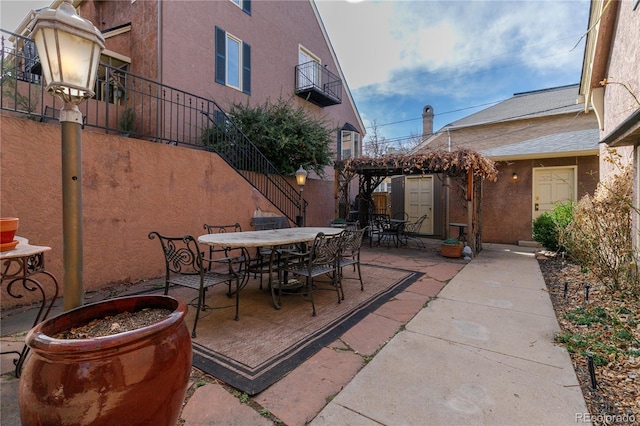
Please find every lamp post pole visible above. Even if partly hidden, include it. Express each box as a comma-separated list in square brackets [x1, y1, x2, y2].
[61, 104, 84, 310]
[298, 188, 305, 227]
[31, 0, 105, 311]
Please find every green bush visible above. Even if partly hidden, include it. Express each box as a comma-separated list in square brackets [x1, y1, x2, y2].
[203, 97, 334, 177]
[532, 202, 574, 252]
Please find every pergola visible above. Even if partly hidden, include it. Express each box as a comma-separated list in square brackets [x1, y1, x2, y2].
[334, 148, 498, 254]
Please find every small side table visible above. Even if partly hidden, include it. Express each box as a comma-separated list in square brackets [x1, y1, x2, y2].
[449, 223, 468, 243]
[1, 236, 59, 377]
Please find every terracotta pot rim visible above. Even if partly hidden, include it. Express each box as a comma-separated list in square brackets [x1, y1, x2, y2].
[26, 295, 187, 355]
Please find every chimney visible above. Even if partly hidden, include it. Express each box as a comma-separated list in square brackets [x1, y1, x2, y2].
[422, 105, 434, 139]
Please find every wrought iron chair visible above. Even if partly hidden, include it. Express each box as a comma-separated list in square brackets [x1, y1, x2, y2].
[338, 226, 369, 297]
[369, 214, 390, 247]
[202, 223, 242, 267]
[281, 231, 345, 316]
[247, 219, 285, 290]
[148, 231, 249, 338]
[370, 214, 402, 247]
[401, 214, 428, 248]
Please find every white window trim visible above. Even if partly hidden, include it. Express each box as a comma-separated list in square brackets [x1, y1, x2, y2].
[226, 33, 242, 90]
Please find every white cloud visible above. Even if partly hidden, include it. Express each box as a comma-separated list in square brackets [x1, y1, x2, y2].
[317, 0, 588, 96]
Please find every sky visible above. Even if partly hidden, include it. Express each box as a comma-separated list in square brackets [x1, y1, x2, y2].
[314, 0, 590, 151]
[1, 0, 591, 151]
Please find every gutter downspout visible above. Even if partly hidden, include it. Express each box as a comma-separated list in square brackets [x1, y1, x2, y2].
[445, 128, 451, 239]
[157, 0, 162, 138]
[157, 0, 162, 83]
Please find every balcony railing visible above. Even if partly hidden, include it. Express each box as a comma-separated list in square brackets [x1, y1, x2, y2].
[1, 29, 305, 224]
[295, 61, 342, 107]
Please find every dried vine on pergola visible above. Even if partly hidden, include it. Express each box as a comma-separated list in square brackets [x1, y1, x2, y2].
[342, 148, 498, 181]
[335, 148, 498, 253]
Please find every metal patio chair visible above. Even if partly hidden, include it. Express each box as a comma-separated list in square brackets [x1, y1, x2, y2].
[202, 223, 242, 265]
[148, 231, 249, 338]
[281, 231, 345, 316]
[247, 218, 288, 290]
[338, 226, 369, 297]
[401, 214, 428, 248]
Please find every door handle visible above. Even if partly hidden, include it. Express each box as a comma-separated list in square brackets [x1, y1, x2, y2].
[535, 203, 539, 211]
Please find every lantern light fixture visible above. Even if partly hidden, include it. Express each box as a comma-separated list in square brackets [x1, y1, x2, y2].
[295, 166, 308, 227]
[30, 0, 105, 105]
[295, 166, 308, 188]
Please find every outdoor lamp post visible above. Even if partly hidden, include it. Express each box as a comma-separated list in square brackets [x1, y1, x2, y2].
[31, 0, 105, 311]
[295, 166, 307, 227]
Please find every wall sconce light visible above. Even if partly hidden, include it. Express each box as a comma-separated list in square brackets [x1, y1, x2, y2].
[512, 173, 518, 181]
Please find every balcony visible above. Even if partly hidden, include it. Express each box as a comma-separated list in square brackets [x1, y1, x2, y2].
[295, 61, 342, 107]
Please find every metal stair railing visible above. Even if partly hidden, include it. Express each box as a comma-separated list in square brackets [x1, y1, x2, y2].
[0, 29, 304, 224]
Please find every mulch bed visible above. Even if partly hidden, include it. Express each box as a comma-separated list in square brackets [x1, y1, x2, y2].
[538, 253, 639, 425]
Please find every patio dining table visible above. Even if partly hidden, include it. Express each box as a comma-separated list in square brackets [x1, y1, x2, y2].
[198, 227, 343, 309]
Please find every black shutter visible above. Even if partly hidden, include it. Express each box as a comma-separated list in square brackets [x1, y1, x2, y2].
[242, 42, 251, 95]
[243, 0, 251, 15]
[337, 129, 342, 161]
[215, 27, 226, 85]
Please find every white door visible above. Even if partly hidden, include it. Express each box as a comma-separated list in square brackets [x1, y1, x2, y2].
[404, 176, 433, 234]
[298, 48, 319, 89]
[533, 167, 576, 219]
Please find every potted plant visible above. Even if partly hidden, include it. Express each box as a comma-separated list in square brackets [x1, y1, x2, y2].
[118, 107, 136, 136]
[19, 295, 191, 426]
[441, 237, 463, 258]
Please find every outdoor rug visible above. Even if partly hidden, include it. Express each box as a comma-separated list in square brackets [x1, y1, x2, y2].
[172, 264, 422, 395]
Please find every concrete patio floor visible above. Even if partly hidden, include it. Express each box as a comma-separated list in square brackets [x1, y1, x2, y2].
[1, 239, 589, 425]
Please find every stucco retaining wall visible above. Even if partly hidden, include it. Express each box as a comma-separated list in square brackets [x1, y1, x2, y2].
[1, 115, 334, 308]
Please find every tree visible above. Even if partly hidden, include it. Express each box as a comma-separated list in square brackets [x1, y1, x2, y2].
[362, 119, 386, 157]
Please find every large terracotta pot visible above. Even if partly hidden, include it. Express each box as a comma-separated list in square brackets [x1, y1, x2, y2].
[19, 295, 192, 426]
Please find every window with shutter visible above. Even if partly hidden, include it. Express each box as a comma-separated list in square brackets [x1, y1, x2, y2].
[215, 26, 251, 94]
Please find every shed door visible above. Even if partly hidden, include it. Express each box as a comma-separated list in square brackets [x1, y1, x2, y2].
[404, 176, 433, 234]
[533, 166, 576, 219]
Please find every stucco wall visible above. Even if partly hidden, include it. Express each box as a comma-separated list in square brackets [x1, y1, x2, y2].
[601, 1, 640, 248]
[602, 2, 640, 135]
[1, 115, 334, 308]
[158, 0, 364, 181]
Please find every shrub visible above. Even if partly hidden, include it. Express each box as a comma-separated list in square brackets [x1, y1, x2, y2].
[559, 161, 636, 295]
[204, 97, 334, 177]
[532, 202, 574, 252]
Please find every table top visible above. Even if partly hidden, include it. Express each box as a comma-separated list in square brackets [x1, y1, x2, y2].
[198, 227, 343, 248]
[449, 222, 468, 227]
[0, 236, 51, 260]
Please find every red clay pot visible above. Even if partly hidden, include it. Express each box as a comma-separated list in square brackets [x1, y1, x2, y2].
[0, 217, 19, 244]
[19, 295, 192, 426]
